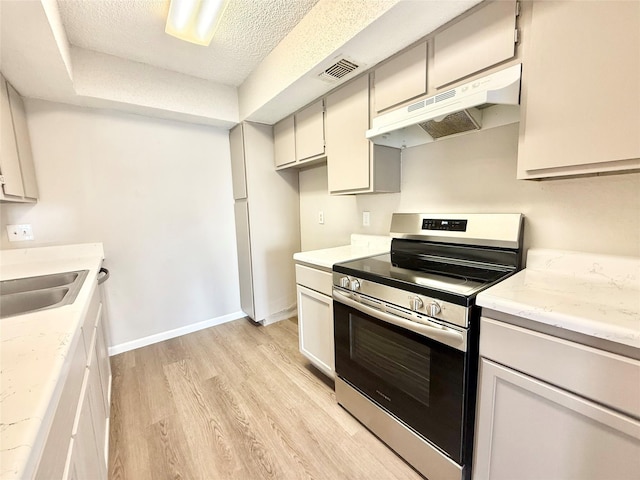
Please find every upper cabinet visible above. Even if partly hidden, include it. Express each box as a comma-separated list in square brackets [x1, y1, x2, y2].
[432, 0, 518, 89]
[0, 74, 38, 202]
[229, 123, 247, 199]
[326, 75, 400, 195]
[274, 100, 326, 169]
[373, 42, 428, 114]
[274, 115, 295, 168]
[517, 1, 640, 179]
[295, 100, 325, 162]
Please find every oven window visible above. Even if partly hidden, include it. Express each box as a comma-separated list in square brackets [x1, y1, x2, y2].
[351, 315, 431, 407]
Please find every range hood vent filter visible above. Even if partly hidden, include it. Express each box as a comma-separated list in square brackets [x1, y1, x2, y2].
[420, 109, 481, 139]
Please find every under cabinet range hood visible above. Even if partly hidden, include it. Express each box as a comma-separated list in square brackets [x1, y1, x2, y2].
[367, 64, 522, 148]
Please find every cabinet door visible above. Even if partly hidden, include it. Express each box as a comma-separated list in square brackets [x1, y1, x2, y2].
[517, 1, 640, 178]
[297, 284, 334, 378]
[433, 0, 517, 88]
[95, 305, 112, 417]
[374, 42, 427, 113]
[0, 75, 24, 197]
[7, 82, 38, 198]
[326, 75, 370, 193]
[295, 100, 325, 161]
[233, 199, 255, 320]
[229, 124, 247, 200]
[274, 115, 296, 167]
[70, 369, 107, 480]
[88, 334, 107, 469]
[474, 358, 640, 480]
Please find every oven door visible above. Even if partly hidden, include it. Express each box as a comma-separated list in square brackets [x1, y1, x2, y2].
[333, 289, 467, 464]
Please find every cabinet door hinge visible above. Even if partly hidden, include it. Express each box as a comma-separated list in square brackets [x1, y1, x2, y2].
[515, 1, 521, 17]
[0, 175, 5, 185]
[514, 28, 520, 44]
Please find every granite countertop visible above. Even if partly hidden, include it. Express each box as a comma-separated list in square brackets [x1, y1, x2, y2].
[0, 244, 105, 480]
[293, 234, 392, 270]
[477, 249, 640, 350]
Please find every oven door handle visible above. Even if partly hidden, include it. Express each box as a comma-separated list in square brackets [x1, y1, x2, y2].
[333, 290, 466, 350]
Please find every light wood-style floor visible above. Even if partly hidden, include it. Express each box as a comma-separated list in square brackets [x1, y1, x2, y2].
[108, 317, 424, 480]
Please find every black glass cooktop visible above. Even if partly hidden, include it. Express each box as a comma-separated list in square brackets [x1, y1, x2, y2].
[333, 253, 514, 306]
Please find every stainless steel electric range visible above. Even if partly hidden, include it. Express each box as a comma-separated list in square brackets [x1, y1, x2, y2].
[332, 213, 524, 480]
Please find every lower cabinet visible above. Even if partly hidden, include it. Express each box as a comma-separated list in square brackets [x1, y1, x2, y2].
[296, 264, 334, 378]
[35, 279, 111, 480]
[474, 359, 640, 480]
[474, 317, 640, 480]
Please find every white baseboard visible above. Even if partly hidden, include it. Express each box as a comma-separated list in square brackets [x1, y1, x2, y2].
[108, 310, 246, 356]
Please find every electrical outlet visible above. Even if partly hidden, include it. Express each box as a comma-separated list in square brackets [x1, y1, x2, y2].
[363, 211, 371, 227]
[6, 224, 34, 242]
[318, 211, 325, 224]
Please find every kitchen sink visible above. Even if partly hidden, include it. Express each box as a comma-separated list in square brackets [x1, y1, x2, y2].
[0, 271, 82, 295]
[0, 270, 89, 319]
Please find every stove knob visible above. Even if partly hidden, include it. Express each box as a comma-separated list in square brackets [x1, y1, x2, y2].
[340, 277, 351, 289]
[427, 302, 442, 317]
[350, 279, 361, 291]
[410, 296, 423, 311]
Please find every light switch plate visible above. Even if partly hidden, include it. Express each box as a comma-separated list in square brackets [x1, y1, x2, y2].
[6, 224, 34, 242]
[363, 211, 371, 227]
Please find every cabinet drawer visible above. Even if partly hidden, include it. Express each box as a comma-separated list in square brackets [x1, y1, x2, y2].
[295, 264, 332, 296]
[480, 317, 640, 418]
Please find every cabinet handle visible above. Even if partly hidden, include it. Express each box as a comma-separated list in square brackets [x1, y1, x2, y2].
[98, 267, 110, 285]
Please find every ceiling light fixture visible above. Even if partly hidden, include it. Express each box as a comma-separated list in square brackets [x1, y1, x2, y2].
[165, 0, 230, 46]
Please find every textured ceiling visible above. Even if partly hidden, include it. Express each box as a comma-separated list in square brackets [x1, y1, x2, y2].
[2, 0, 482, 127]
[57, 0, 320, 86]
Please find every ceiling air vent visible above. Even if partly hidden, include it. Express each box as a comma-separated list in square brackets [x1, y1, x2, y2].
[318, 58, 360, 82]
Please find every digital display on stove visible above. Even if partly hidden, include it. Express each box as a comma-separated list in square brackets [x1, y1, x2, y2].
[422, 219, 467, 231]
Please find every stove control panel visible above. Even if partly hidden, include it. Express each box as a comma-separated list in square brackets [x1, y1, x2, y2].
[333, 272, 469, 329]
[422, 218, 467, 231]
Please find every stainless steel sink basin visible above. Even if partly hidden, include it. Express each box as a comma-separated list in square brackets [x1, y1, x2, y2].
[0, 270, 89, 319]
[0, 271, 81, 295]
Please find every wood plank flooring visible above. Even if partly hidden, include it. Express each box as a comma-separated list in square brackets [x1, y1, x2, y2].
[108, 317, 424, 480]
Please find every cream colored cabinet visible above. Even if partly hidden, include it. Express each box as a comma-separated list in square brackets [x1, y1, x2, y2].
[63, 363, 107, 480]
[432, 0, 518, 89]
[474, 317, 640, 480]
[274, 115, 296, 168]
[230, 122, 300, 324]
[326, 75, 400, 194]
[374, 42, 427, 113]
[295, 100, 325, 162]
[295, 264, 334, 378]
[517, 1, 640, 179]
[274, 100, 326, 169]
[0, 74, 38, 202]
[229, 123, 247, 200]
[35, 279, 111, 480]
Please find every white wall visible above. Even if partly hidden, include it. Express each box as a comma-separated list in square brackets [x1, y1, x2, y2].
[0, 100, 242, 350]
[299, 123, 640, 257]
